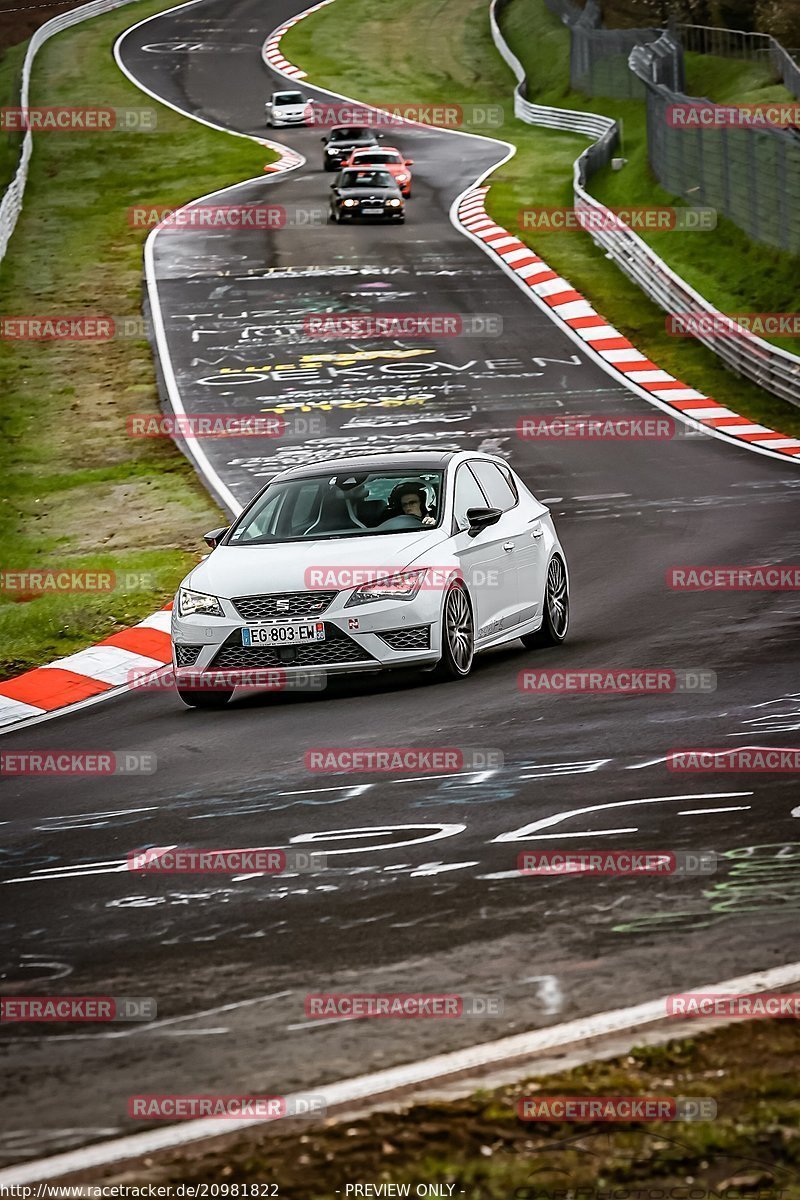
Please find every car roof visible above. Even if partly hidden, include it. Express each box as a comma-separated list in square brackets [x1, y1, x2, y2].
[270, 452, 459, 483]
[351, 145, 402, 154]
[330, 126, 376, 136]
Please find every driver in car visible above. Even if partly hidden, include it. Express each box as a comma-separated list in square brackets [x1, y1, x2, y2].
[389, 482, 436, 526]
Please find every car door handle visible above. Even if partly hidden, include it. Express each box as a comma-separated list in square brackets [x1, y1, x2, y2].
[503, 541, 515, 552]
[531, 524, 544, 538]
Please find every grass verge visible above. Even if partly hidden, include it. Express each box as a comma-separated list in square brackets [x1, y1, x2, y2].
[99, 1020, 800, 1194]
[281, 0, 800, 438]
[0, 0, 275, 679]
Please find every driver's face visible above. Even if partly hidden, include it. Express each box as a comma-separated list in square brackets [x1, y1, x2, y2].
[400, 493, 422, 517]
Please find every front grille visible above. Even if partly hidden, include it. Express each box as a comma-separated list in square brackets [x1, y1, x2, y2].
[175, 644, 202, 667]
[232, 591, 337, 621]
[211, 624, 376, 669]
[379, 626, 431, 651]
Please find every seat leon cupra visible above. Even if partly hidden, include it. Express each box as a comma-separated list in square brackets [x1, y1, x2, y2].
[171, 451, 569, 707]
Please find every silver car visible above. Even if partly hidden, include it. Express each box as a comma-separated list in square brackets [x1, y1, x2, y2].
[265, 90, 310, 127]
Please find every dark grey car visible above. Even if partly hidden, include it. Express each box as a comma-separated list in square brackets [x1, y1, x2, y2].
[329, 168, 406, 224]
[321, 125, 383, 170]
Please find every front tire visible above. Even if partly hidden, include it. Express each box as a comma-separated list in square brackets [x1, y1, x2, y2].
[522, 555, 569, 648]
[177, 688, 233, 709]
[434, 583, 474, 679]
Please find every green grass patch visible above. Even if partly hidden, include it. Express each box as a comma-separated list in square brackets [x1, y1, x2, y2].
[0, 0, 276, 678]
[282, 0, 800, 437]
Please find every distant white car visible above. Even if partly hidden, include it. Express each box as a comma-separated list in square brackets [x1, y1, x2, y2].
[171, 451, 569, 708]
[265, 90, 311, 127]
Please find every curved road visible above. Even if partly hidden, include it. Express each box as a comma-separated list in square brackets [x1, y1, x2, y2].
[1, 0, 799, 1170]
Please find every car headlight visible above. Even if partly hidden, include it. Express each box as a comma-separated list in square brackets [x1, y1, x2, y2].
[178, 588, 224, 618]
[397, 173, 410, 181]
[342, 198, 358, 207]
[326, 146, 339, 153]
[345, 569, 427, 606]
[386, 197, 402, 207]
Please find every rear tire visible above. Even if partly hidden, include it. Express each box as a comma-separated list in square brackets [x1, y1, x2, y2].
[433, 583, 474, 679]
[521, 555, 569, 648]
[177, 688, 233, 709]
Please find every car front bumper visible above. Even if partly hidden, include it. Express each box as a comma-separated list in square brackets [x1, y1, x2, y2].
[171, 589, 445, 684]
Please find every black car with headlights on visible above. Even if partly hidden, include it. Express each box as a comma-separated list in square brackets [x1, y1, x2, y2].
[329, 168, 405, 223]
[321, 125, 382, 170]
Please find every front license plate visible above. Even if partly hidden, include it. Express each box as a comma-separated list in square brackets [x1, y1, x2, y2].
[242, 622, 326, 646]
[362, 207, 383, 215]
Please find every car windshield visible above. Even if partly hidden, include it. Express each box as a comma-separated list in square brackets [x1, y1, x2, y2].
[275, 93, 304, 105]
[227, 470, 444, 544]
[330, 127, 372, 140]
[340, 170, 395, 189]
[353, 151, 402, 164]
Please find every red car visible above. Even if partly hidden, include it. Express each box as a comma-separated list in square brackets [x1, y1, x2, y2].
[342, 146, 415, 196]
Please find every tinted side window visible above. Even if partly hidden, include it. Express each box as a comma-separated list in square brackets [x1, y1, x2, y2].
[469, 461, 517, 512]
[453, 465, 489, 529]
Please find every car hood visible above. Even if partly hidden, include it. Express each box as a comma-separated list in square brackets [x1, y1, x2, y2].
[186, 529, 449, 598]
[329, 140, 379, 150]
[338, 186, 400, 198]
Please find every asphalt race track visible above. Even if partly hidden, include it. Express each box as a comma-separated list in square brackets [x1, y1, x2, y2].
[1, 0, 800, 1169]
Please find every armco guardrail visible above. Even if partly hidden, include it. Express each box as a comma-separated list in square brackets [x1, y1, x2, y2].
[0, 0, 141, 265]
[489, 0, 800, 407]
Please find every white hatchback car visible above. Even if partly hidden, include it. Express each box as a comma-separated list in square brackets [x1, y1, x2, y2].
[171, 451, 569, 708]
[265, 90, 311, 127]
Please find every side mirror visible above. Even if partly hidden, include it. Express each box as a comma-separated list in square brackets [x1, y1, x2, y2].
[321, 135, 328, 142]
[406, 158, 414, 165]
[203, 527, 228, 549]
[465, 507, 502, 538]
